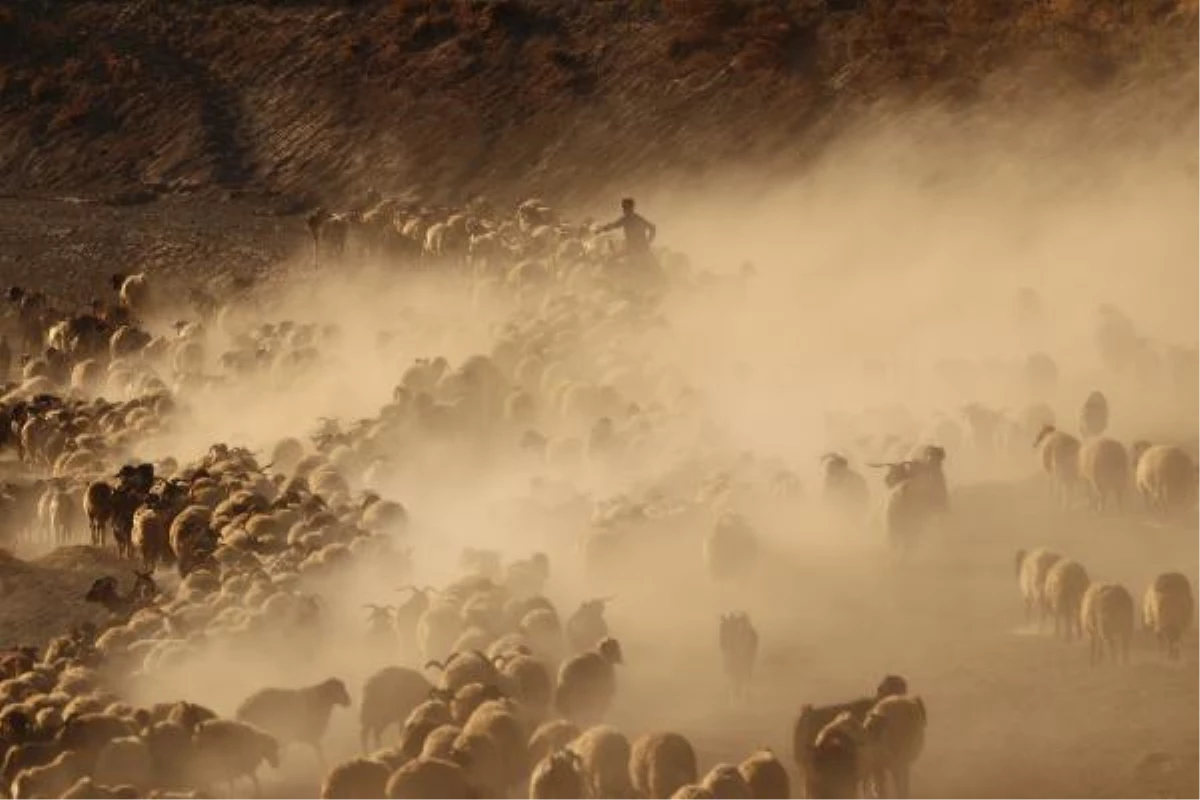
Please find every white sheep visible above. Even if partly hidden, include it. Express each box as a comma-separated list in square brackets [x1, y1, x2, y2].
[383, 756, 473, 798]
[1033, 425, 1081, 508]
[529, 749, 586, 799]
[1042, 559, 1090, 641]
[738, 749, 790, 799]
[700, 763, 751, 798]
[568, 724, 635, 798]
[1142, 572, 1194, 660]
[1134, 445, 1198, 518]
[320, 756, 391, 799]
[862, 695, 928, 799]
[1078, 437, 1129, 513]
[1015, 547, 1063, 631]
[1080, 583, 1135, 665]
[629, 731, 699, 799]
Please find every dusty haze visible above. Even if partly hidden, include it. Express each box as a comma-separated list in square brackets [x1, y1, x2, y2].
[2, 69, 1197, 799]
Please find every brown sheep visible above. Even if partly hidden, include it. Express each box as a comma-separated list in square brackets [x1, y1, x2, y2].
[1042, 559, 1091, 641]
[1142, 572, 1194, 660]
[737, 750, 790, 799]
[554, 637, 622, 727]
[1033, 425, 1082, 509]
[1080, 583, 1135, 665]
[1078, 437, 1129, 513]
[1015, 548, 1063, 631]
[629, 732, 698, 799]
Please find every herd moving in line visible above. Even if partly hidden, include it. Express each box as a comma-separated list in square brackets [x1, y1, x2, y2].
[0, 192, 1196, 799]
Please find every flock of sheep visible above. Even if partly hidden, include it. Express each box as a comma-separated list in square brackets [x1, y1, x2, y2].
[0, 191, 1195, 800]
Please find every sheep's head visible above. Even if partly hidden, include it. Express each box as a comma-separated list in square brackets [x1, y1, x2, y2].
[875, 674, 908, 699]
[820, 453, 848, 474]
[597, 637, 624, 665]
[84, 576, 119, 606]
[1032, 424, 1056, 448]
[131, 570, 158, 602]
[318, 677, 351, 708]
[921, 445, 946, 467]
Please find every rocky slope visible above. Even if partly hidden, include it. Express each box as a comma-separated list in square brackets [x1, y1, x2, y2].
[0, 0, 1195, 207]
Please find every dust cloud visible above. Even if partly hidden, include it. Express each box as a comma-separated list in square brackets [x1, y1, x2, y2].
[57, 81, 1200, 798]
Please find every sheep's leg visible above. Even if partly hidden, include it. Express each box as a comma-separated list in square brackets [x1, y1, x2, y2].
[1053, 612, 1061, 640]
[1089, 635, 1098, 665]
[894, 765, 910, 799]
[311, 741, 327, 772]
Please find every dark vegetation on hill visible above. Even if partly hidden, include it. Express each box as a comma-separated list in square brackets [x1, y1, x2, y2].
[0, 0, 1195, 206]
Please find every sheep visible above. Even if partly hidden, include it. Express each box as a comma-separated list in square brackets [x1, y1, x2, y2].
[449, 728, 507, 797]
[808, 712, 863, 800]
[737, 750, 789, 799]
[1079, 390, 1109, 438]
[417, 602, 465, 663]
[420, 725, 462, 760]
[495, 650, 553, 719]
[703, 512, 760, 581]
[565, 598, 611, 654]
[394, 698, 453, 761]
[529, 719, 581, 767]
[530, 749, 586, 799]
[1080, 583, 1135, 665]
[1033, 425, 1082, 508]
[672, 785, 716, 799]
[700, 764, 751, 798]
[112, 272, 151, 319]
[569, 724, 635, 798]
[1078, 437, 1129, 513]
[1, 740, 61, 791]
[871, 458, 942, 553]
[1143, 573, 1194, 660]
[383, 756, 474, 799]
[791, 675, 908, 796]
[168, 505, 216, 578]
[132, 500, 173, 571]
[862, 695, 927, 798]
[191, 718, 280, 796]
[93, 736, 154, 790]
[629, 732, 698, 799]
[235, 677, 351, 764]
[1042, 559, 1091, 641]
[84, 480, 114, 547]
[1015, 547, 1063, 630]
[360, 666, 434, 752]
[718, 612, 758, 702]
[321, 757, 391, 799]
[461, 699, 527, 791]
[10, 750, 87, 800]
[554, 637, 623, 726]
[819, 453, 869, 522]
[1135, 445, 1198, 518]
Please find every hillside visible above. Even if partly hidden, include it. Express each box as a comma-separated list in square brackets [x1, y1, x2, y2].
[0, 0, 1195, 208]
